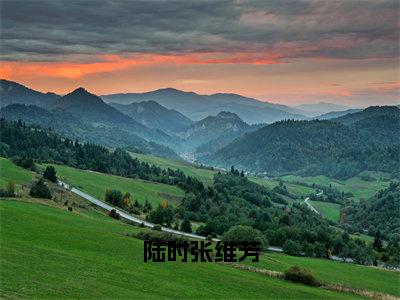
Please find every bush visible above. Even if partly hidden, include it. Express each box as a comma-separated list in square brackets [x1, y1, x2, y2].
[0, 180, 15, 197]
[68, 206, 73, 212]
[221, 225, 267, 249]
[29, 178, 52, 199]
[43, 166, 57, 183]
[283, 266, 320, 287]
[180, 217, 192, 233]
[153, 224, 162, 231]
[283, 239, 302, 256]
[105, 189, 124, 207]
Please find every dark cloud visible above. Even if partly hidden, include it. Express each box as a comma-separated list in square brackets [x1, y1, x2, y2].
[1, 0, 399, 62]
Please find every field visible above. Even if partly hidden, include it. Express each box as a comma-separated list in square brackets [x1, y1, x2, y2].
[0, 200, 362, 299]
[281, 174, 390, 200]
[44, 164, 185, 207]
[251, 177, 317, 198]
[129, 152, 216, 186]
[309, 200, 341, 222]
[0, 157, 34, 188]
[246, 252, 400, 297]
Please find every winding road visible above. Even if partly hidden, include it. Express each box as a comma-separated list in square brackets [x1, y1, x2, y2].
[58, 180, 216, 241]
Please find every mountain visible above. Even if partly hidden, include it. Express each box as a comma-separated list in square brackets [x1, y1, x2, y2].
[110, 100, 193, 134]
[0, 79, 58, 108]
[332, 106, 400, 146]
[313, 109, 362, 120]
[0, 104, 179, 158]
[101, 88, 307, 124]
[332, 106, 400, 125]
[178, 111, 262, 156]
[294, 102, 351, 117]
[52, 87, 182, 151]
[203, 111, 399, 179]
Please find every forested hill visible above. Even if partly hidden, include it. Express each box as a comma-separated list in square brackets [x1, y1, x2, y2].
[0, 104, 178, 158]
[203, 112, 399, 179]
[342, 182, 400, 241]
[332, 106, 400, 125]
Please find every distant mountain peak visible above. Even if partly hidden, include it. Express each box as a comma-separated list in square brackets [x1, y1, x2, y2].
[69, 87, 91, 95]
[217, 111, 241, 120]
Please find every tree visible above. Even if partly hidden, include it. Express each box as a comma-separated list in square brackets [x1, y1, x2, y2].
[105, 189, 123, 207]
[30, 178, 52, 199]
[180, 218, 192, 233]
[314, 242, 326, 258]
[222, 225, 267, 249]
[6, 180, 15, 196]
[43, 166, 57, 183]
[283, 240, 302, 256]
[123, 192, 131, 209]
[302, 242, 315, 257]
[373, 231, 384, 252]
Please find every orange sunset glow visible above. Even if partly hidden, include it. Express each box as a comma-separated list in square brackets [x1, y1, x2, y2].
[1, 0, 399, 106]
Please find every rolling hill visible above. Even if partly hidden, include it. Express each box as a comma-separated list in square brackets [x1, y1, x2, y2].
[203, 111, 399, 179]
[295, 102, 351, 117]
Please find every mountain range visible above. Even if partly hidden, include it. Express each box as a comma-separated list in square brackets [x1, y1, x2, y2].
[101, 88, 307, 124]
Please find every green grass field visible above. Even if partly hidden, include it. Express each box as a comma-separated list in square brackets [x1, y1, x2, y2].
[44, 164, 185, 207]
[129, 152, 216, 186]
[309, 200, 341, 222]
[0, 200, 363, 299]
[246, 252, 399, 297]
[281, 174, 390, 200]
[0, 157, 34, 188]
[251, 177, 317, 198]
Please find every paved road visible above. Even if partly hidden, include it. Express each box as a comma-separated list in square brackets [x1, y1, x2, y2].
[58, 180, 217, 241]
[304, 197, 320, 215]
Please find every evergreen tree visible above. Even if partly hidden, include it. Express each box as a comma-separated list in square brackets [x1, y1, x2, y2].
[43, 166, 57, 183]
[30, 178, 52, 199]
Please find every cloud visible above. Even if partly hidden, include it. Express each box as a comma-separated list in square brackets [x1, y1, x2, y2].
[1, 0, 399, 63]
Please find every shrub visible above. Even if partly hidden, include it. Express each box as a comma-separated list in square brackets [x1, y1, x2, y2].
[105, 189, 124, 207]
[43, 166, 57, 183]
[283, 266, 320, 287]
[68, 206, 73, 212]
[153, 224, 162, 231]
[29, 178, 52, 199]
[222, 225, 267, 249]
[283, 239, 302, 256]
[180, 217, 192, 233]
[0, 180, 16, 197]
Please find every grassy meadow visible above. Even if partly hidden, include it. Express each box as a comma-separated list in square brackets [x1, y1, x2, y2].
[43, 163, 185, 207]
[129, 152, 217, 186]
[0, 200, 363, 299]
[0, 157, 34, 188]
[246, 252, 399, 297]
[309, 200, 341, 222]
[281, 174, 390, 200]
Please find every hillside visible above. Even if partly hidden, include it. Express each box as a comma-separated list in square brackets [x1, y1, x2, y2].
[343, 182, 400, 240]
[179, 111, 261, 155]
[0, 104, 178, 158]
[110, 100, 193, 134]
[332, 106, 400, 125]
[1, 200, 364, 299]
[313, 109, 362, 120]
[102, 88, 307, 124]
[0, 79, 58, 108]
[204, 118, 399, 179]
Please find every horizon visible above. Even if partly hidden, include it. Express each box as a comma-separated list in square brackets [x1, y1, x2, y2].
[1, 1, 399, 106]
[2, 78, 372, 109]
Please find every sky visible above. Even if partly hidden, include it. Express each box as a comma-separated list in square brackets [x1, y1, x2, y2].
[1, 0, 399, 107]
